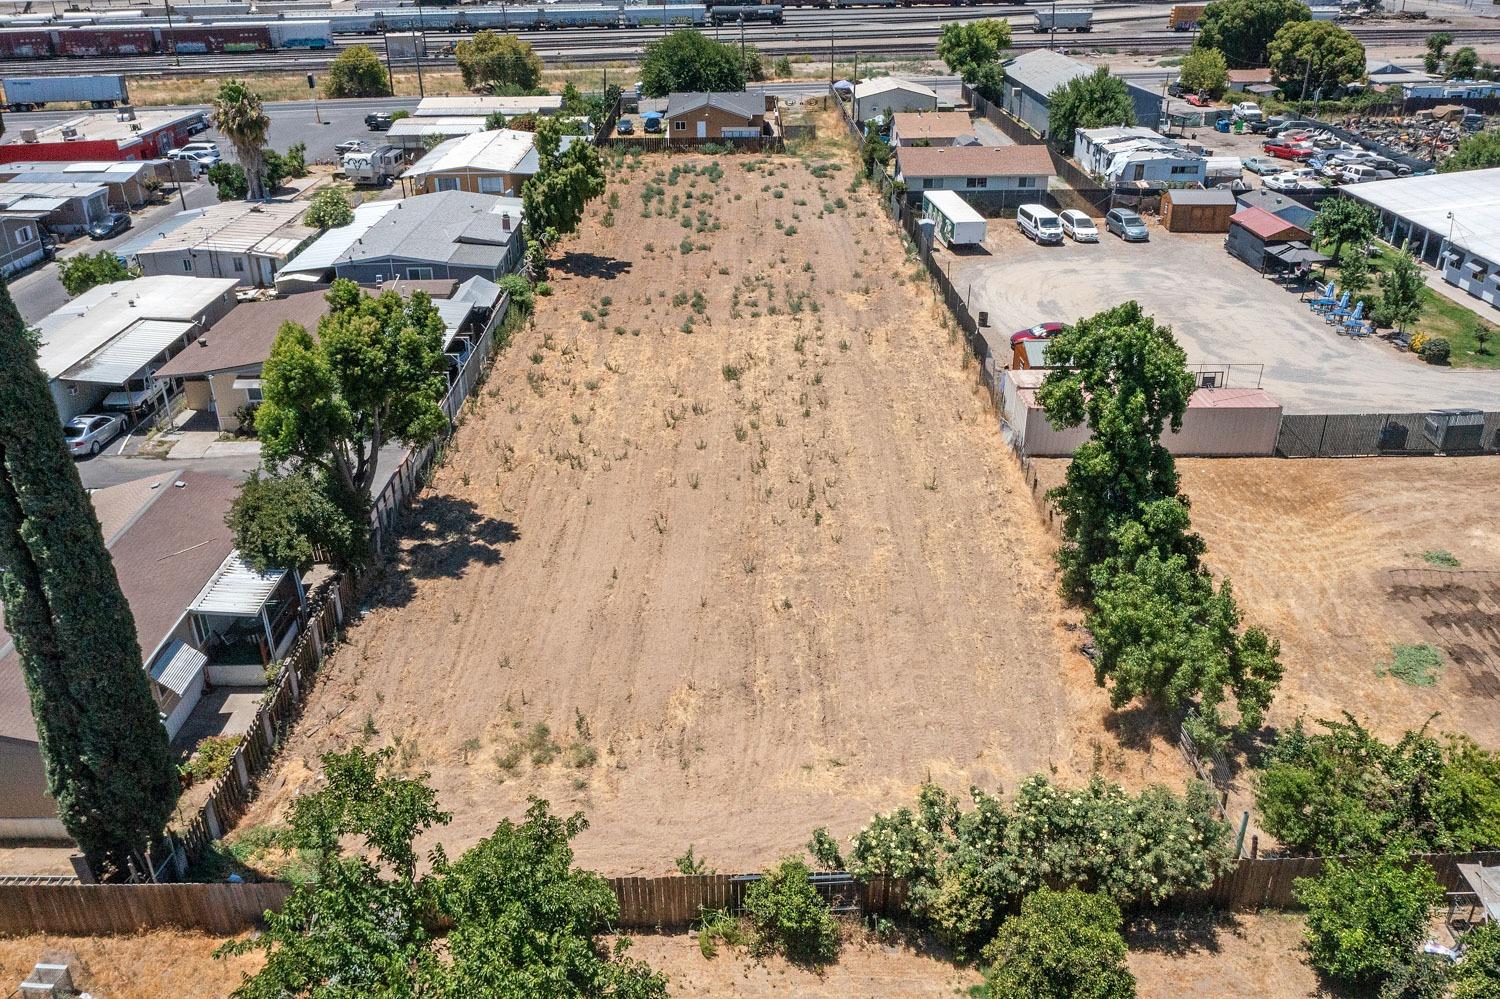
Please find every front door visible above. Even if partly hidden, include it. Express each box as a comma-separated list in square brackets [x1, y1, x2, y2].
[696, 120, 707, 140]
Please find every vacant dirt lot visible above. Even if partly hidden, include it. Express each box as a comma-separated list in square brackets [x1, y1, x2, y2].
[0, 930, 259, 998]
[241, 134, 1187, 873]
[1031, 456, 1500, 748]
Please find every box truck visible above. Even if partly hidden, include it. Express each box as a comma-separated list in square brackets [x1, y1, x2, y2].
[1033, 8, 1093, 33]
[0, 74, 129, 111]
[923, 190, 987, 248]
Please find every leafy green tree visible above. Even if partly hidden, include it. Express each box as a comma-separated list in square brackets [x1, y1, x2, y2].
[1268, 21, 1366, 99]
[1378, 244, 1425, 333]
[521, 115, 607, 273]
[1045, 67, 1135, 149]
[58, 250, 136, 296]
[980, 888, 1136, 999]
[1180, 46, 1230, 98]
[1424, 32, 1453, 76]
[1036, 301, 1198, 598]
[0, 277, 178, 875]
[638, 30, 745, 97]
[742, 45, 767, 83]
[226, 469, 366, 573]
[1296, 853, 1441, 987]
[1445, 46, 1480, 80]
[222, 748, 668, 997]
[455, 31, 543, 92]
[772, 55, 793, 78]
[207, 162, 248, 201]
[1338, 244, 1373, 299]
[303, 188, 353, 230]
[323, 44, 390, 98]
[231, 282, 448, 566]
[211, 79, 271, 201]
[282, 142, 307, 179]
[1381, 952, 1452, 999]
[1450, 922, 1500, 999]
[1197, 0, 1311, 69]
[937, 19, 1011, 83]
[1254, 715, 1500, 857]
[484, 109, 509, 131]
[1440, 130, 1500, 173]
[743, 856, 841, 965]
[1311, 197, 1378, 262]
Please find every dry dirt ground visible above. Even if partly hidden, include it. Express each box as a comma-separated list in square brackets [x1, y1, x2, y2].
[1032, 455, 1500, 750]
[239, 129, 1188, 874]
[0, 930, 260, 998]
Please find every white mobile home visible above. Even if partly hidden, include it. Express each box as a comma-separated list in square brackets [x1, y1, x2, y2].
[923, 190, 987, 247]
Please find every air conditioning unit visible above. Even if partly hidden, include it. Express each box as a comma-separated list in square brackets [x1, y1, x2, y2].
[19, 128, 37, 143]
[60, 126, 79, 140]
[1422, 409, 1485, 452]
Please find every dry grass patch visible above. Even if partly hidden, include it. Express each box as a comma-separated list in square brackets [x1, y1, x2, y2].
[0, 930, 260, 999]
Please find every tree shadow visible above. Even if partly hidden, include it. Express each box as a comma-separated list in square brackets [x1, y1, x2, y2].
[555, 251, 632, 280]
[1125, 907, 1232, 958]
[369, 494, 519, 609]
[1102, 701, 1178, 753]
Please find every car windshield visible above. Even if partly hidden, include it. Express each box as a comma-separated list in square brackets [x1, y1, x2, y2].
[63, 424, 86, 438]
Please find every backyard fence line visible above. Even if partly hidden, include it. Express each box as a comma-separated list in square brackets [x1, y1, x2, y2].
[1275, 411, 1500, 458]
[169, 294, 515, 874]
[6, 853, 1498, 937]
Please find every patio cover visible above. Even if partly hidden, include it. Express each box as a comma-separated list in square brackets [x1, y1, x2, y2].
[189, 553, 285, 617]
[1458, 863, 1500, 922]
[150, 639, 207, 698]
[1266, 242, 1332, 267]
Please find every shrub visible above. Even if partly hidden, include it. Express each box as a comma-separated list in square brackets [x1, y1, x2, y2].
[806, 827, 843, 870]
[696, 908, 749, 958]
[980, 888, 1136, 999]
[304, 188, 353, 229]
[182, 734, 241, 784]
[1450, 922, 1500, 999]
[1295, 853, 1442, 987]
[1419, 336, 1451, 364]
[1379, 952, 1452, 999]
[58, 250, 136, 297]
[323, 44, 391, 98]
[742, 856, 841, 965]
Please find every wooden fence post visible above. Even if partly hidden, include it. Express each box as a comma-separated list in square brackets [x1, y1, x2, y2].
[203, 799, 221, 840]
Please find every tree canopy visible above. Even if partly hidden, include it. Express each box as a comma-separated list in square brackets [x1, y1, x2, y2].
[981, 888, 1137, 999]
[1268, 21, 1366, 98]
[521, 115, 607, 272]
[1440, 130, 1500, 173]
[211, 79, 270, 200]
[323, 45, 390, 98]
[1196, 0, 1311, 69]
[0, 276, 178, 875]
[455, 31, 543, 92]
[1311, 197, 1378, 261]
[58, 250, 136, 296]
[303, 187, 353, 229]
[1377, 244, 1425, 333]
[222, 748, 668, 997]
[1180, 47, 1229, 99]
[936, 20, 1011, 100]
[639, 30, 746, 97]
[1045, 68, 1135, 149]
[1296, 853, 1442, 988]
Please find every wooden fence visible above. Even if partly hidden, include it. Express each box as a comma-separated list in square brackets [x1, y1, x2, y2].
[5, 854, 1497, 936]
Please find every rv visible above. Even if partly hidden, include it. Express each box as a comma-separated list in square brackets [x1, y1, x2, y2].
[342, 145, 404, 185]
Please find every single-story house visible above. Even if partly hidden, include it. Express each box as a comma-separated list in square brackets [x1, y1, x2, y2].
[1000, 367, 1282, 457]
[1073, 126, 1207, 187]
[1226, 68, 1273, 93]
[0, 211, 48, 277]
[0, 108, 208, 164]
[851, 77, 938, 121]
[663, 91, 774, 140]
[0, 469, 303, 841]
[33, 275, 239, 423]
[0, 159, 182, 210]
[1342, 167, 1500, 309]
[402, 128, 538, 197]
[276, 190, 525, 289]
[1235, 189, 1317, 232]
[889, 111, 977, 147]
[1365, 60, 1431, 88]
[0, 181, 111, 235]
[893, 144, 1056, 208]
[1161, 188, 1238, 233]
[1225, 206, 1313, 271]
[387, 116, 488, 152]
[998, 50, 1163, 139]
[413, 95, 564, 118]
[118, 200, 316, 287]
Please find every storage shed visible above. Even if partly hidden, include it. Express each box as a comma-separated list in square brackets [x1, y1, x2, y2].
[1225, 206, 1311, 271]
[1161, 188, 1238, 233]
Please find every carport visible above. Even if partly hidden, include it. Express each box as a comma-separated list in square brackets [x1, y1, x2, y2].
[57, 317, 197, 422]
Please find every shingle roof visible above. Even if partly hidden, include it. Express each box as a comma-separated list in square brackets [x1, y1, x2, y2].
[1001, 50, 1092, 97]
[1165, 188, 1237, 206]
[664, 91, 768, 121]
[337, 190, 522, 269]
[893, 112, 976, 142]
[895, 144, 1056, 179]
[154, 293, 331, 379]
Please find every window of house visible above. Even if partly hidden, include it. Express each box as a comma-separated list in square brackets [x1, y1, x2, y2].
[433, 177, 460, 192]
[182, 258, 193, 272]
[17, 226, 31, 242]
[965, 177, 988, 189]
[406, 266, 435, 280]
[1017, 176, 1035, 188]
[1170, 165, 1196, 175]
[674, 120, 686, 131]
[246, 385, 264, 404]
[922, 177, 937, 189]
[478, 176, 508, 194]
[233, 258, 244, 272]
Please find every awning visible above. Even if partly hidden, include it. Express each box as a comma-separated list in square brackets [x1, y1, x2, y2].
[1458, 864, 1500, 922]
[150, 639, 207, 698]
[231, 377, 262, 391]
[190, 553, 286, 617]
[62, 319, 195, 386]
[1266, 242, 1332, 267]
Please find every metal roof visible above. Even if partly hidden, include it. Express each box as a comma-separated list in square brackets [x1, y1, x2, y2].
[189, 553, 285, 617]
[852, 76, 937, 100]
[403, 129, 538, 178]
[414, 95, 563, 117]
[388, 116, 487, 139]
[32, 108, 203, 145]
[131, 200, 313, 257]
[454, 274, 502, 310]
[62, 318, 195, 385]
[150, 639, 206, 699]
[1001, 49, 1092, 97]
[435, 297, 477, 341]
[115, 207, 208, 260]
[0, 181, 108, 206]
[278, 200, 400, 276]
[923, 190, 984, 224]
[1343, 167, 1500, 265]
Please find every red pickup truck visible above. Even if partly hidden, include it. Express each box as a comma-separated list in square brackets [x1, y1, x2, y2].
[1263, 141, 1313, 161]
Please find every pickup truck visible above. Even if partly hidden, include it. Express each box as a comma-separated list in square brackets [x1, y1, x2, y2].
[1264, 141, 1313, 161]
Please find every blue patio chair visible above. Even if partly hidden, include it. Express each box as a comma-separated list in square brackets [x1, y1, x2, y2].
[1341, 302, 1368, 336]
[1309, 281, 1336, 311]
[1325, 291, 1353, 324]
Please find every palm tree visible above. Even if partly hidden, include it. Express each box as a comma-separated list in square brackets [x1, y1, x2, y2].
[211, 80, 270, 200]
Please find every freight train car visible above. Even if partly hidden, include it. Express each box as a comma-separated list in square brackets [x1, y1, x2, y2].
[709, 4, 784, 23]
[160, 24, 273, 54]
[622, 4, 707, 26]
[268, 20, 333, 48]
[55, 26, 157, 57]
[0, 29, 54, 59]
[539, 5, 621, 28]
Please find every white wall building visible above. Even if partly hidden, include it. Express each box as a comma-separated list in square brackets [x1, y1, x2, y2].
[1074, 126, 1207, 187]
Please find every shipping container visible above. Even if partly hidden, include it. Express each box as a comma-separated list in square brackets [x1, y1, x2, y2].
[268, 20, 332, 49]
[1, 74, 129, 110]
[56, 26, 157, 57]
[0, 29, 56, 60]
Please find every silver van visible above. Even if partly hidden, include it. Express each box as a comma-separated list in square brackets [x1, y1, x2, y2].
[1017, 203, 1064, 245]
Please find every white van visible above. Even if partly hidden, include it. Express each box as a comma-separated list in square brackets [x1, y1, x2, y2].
[1016, 203, 1064, 245]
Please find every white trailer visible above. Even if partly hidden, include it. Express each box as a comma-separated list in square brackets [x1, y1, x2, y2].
[342, 145, 405, 185]
[1033, 7, 1093, 32]
[923, 190, 987, 247]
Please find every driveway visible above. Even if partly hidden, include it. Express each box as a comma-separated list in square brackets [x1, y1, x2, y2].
[946, 220, 1500, 415]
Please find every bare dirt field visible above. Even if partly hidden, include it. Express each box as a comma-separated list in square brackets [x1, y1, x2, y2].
[239, 126, 1188, 874]
[0, 930, 259, 998]
[1030, 455, 1500, 749]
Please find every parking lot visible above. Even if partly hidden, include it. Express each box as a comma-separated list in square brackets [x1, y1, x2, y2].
[947, 219, 1500, 414]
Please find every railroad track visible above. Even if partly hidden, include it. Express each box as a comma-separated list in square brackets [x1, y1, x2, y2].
[6, 20, 1496, 76]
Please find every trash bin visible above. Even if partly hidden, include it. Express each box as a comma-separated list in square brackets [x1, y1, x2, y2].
[978, 311, 989, 327]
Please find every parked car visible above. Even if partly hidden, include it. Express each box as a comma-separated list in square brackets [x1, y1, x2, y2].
[63, 413, 125, 457]
[365, 111, 393, 131]
[616, 117, 634, 135]
[87, 211, 130, 240]
[1059, 209, 1099, 242]
[1010, 322, 1065, 346]
[334, 139, 368, 155]
[1264, 141, 1313, 161]
[1185, 93, 1211, 107]
[185, 116, 209, 135]
[1105, 208, 1149, 242]
[642, 112, 663, 133]
[1244, 156, 1283, 175]
[171, 141, 221, 167]
[1232, 102, 1264, 122]
[1264, 169, 1320, 192]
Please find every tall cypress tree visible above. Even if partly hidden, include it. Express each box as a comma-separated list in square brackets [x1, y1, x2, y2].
[0, 277, 178, 874]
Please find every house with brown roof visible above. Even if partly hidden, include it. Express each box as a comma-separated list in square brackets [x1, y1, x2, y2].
[0, 470, 305, 841]
[893, 144, 1056, 208]
[889, 112, 977, 148]
[662, 91, 774, 140]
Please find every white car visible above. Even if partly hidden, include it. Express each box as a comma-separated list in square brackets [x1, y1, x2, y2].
[63, 413, 126, 458]
[174, 142, 222, 165]
[1264, 169, 1319, 192]
[1059, 209, 1099, 243]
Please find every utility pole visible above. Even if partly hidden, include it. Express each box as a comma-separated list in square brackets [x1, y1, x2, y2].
[739, 15, 746, 77]
[163, 0, 180, 68]
[829, 28, 835, 91]
[853, 51, 859, 123]
[1050, 0, 1057, 50]
[414, 0, 426, 99]
[382, 32, 397, 96]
